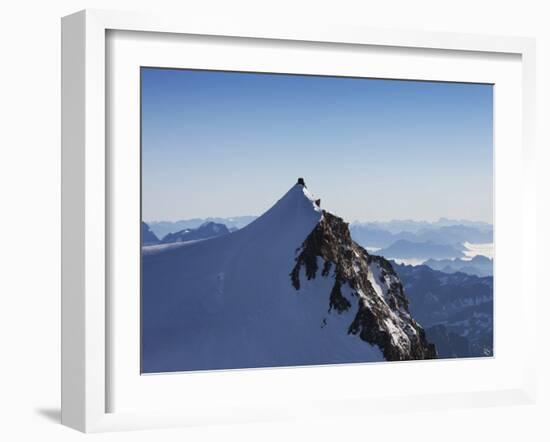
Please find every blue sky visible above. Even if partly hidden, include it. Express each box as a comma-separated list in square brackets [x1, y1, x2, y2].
[141, 68, 493, 223]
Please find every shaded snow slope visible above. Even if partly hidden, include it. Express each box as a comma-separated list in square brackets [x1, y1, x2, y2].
[142, 182, 433, 373]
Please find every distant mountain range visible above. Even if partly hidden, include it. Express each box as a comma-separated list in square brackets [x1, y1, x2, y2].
[377, 239, 465, 260]
[349, 222, 493, 248]
[161, 221, 230, 244]
[348, 219, 493, 268]
[146, 216, 256, 239]
[351, 219, 492, 235]
[393, 263, 493, 358]
[141, 221, 160, 245]
[423, 255, 493, 277]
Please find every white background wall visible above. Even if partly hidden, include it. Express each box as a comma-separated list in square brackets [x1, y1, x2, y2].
[0, 1, 548, 440]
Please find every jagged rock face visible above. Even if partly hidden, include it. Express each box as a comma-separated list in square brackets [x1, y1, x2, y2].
[291, 211, 437, 361]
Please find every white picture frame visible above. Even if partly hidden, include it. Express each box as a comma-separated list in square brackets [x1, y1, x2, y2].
[61, 9, 537, 433]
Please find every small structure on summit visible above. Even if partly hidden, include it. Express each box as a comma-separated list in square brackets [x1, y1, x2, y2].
[297, 177, 306, 186]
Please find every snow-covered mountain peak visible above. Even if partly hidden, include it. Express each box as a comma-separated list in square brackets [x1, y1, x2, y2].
[234, 181, 322, 243]
[142, 180, 436, 372]
[266, 180, 321, 215]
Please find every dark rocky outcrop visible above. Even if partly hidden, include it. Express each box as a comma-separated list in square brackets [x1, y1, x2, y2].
[290, 211, 437, 361]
